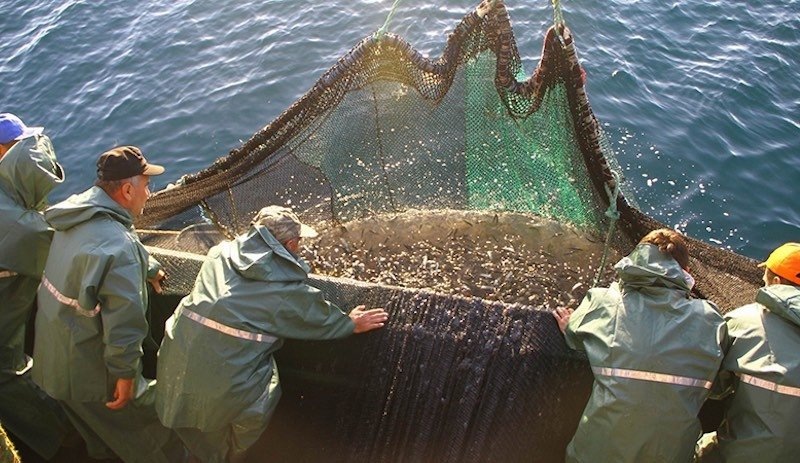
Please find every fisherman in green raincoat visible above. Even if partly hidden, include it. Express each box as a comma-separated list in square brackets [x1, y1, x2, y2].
[0, 113, 71, 459]
[156, 205, 389, 463]
[696, 242, 800, 462]
[553, 228, 727, 462]
[32, 146, 183, 463]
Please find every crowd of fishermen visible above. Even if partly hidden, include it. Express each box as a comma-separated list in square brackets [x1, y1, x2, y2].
[553, 230, 800, 463]
[0, 113, 387, 463]
[0, 111, 797, 463]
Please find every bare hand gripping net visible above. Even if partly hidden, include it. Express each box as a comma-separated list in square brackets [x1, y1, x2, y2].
[137, 1, 760, 460]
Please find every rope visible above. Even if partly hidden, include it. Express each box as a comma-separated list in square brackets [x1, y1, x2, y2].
[144, 245, 210, 263]
[592, 171, 621, 288]
[376, 0, 404, 39]
[552, 0, 565, 27]
[137, 229, 181, 235]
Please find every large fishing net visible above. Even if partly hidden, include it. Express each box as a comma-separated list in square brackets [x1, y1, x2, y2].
[136, 1, 761, 461]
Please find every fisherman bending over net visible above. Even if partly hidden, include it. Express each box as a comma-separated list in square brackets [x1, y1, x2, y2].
[695, 242, 800, 463]
[553, 229, 727, 462]
[156, 205, 388, 463]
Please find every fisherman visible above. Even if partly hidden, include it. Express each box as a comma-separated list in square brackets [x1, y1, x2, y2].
[553, 228, 727, 462]
[31, 146, 182, 462]
[0, 113, 71, 459]
[696, 242, 800, 462]
[156, 205, 389, 463]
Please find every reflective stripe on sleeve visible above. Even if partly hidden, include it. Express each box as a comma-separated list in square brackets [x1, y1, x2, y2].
[592, 366, 713, 389]
[41, 276, 101, 317]
[739, 373, 800, 398]
[2, 356, 32, 377]
[0, 270, 18, 279]
[181, 308, 277, 344]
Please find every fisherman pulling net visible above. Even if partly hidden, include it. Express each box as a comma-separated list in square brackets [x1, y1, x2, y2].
[134, 0, 763, 461]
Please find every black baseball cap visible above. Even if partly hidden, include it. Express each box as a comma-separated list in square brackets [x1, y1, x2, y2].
[96, 146, 165, 181]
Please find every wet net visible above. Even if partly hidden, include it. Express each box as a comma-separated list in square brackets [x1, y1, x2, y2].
[136, 1, 762, 461]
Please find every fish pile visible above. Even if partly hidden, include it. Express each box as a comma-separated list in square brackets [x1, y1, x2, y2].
[301, 209, 619, 307]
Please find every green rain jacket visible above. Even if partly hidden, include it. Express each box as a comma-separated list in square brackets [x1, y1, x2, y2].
[0, 135, 68, 459]
[564, 244, 727, 463]
[716, 284, 800, 462]
[0, 135, 63, 376]
[32, 186, 155, 402]
[156, 225, 355, 433]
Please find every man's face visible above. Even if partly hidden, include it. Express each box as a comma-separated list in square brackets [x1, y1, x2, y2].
[762, 268, 781, 287]
[128, 175, 151, 217]
[0, 140, 17, 159]
[283, 237, 301, 254]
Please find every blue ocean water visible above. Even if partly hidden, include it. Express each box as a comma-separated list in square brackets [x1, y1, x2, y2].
[1, 0, 797, 259]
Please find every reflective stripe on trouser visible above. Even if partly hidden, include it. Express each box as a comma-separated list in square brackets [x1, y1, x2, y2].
[181, 308, 277, 343]
[40, 276, 100, 317]
[739, 373, 800, 398]
[0, 270, 17, 279]
[592, 366, 713, 389]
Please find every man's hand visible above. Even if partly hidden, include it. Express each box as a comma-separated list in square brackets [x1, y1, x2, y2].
[148, 269, 166, 294]
[105, 377, 134, 410]
[553, 306, 574, 335]
[476, 0, 497, 19]
[350, 305, 389, 334]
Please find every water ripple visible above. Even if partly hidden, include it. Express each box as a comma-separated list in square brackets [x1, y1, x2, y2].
[0, 0, 797, 258]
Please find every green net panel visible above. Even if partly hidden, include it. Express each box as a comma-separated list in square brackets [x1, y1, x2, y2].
[136, 1, 762, 461]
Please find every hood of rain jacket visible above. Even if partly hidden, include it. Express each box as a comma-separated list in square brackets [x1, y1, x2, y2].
[614, 242, 694, 293]
[0, 135, 63, 211]
[45, 185, 133, 231]
[230, 225, 312, 282]
[0, 135, 63, 278]
[756, 284, 800, 327]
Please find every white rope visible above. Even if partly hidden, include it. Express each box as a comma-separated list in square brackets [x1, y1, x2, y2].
[144, 245, 210, 263]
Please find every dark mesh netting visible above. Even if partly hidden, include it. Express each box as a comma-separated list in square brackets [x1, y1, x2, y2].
[136, 1, 761, 461]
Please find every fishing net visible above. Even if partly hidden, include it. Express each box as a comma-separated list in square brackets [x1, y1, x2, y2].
[136, 1, 761, 461]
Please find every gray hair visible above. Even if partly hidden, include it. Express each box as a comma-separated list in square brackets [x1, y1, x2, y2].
[95, 175, 140, 194]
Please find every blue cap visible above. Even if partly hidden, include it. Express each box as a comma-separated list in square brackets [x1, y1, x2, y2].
[0, 113, 43, 144]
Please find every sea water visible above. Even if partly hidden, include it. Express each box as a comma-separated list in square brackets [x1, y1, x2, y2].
[1, 0, 797, 259]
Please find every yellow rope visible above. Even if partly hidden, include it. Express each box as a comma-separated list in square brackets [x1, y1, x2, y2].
[552, 0, 565, 27]
[377, 0, 404, 38]
[0, 425, 20, 463]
